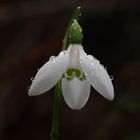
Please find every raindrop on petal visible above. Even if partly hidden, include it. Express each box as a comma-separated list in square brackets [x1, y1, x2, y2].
[95, 60, 100, 64]
[88, 55, 94, 60]
[49, 56, 55, 60]
[59, 52, 64, 57]
[59, 51, 67, 57]
[27, 86, 30, 91]
[31, 77, 34, 81]
[49, 56, 56, 63]
[110, 75, 114, 80]
[63, 51, 67, 54]
[99, 64, 104, 70]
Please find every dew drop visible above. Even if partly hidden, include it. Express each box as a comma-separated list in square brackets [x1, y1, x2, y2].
[27, 86, 30, 91]
[31, 77, 34, 81]
[95, 60, 100, 64]
[99, 65, 102, 70]
[37, 68, 40, 72]
[59, 52, 64, 56]
[110, 75, 114, 80]
[64, 50, 67, 54]
[91, 63, 94, 66]
[88, 55, 94, 60]
[50, 56, 55, 61]
[59, 51, 67, 57]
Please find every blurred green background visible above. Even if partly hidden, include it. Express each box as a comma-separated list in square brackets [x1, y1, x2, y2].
[0, 0, 140, 140]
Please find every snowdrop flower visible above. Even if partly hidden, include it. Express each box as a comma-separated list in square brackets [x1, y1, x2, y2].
[28, 20, 114, 110]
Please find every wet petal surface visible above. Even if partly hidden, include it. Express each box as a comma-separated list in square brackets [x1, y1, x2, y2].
[80, 50, 114, 100]
[28, 51, 69, 96]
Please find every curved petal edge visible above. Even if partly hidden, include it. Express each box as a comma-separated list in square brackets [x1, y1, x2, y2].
[28, 51, 69, 96]
[79, 49, 114, 101]
[62, 77, 91, 110]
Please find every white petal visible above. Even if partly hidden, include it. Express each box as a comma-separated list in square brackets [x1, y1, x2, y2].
[68, 44, 81, 68]
[80, 49, 114, 100]
[62, 77, 90, 110]
[28, 51, 69, 96]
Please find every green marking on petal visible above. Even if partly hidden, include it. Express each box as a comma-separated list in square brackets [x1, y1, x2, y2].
[66, 68, 74, 76]
[63, 68, 85, 81]
[75, 69, 81, 77]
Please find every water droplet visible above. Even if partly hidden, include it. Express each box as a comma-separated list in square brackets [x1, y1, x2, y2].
[110, 75, 114, 80]
[59, 52, 64, 56]
[95, 60, 100, 64]
[99, 64, 105, 70]
[31, 77, 34, 81]
[98, 65, 102, 69]
[27, 86, 30, 91]
[91, 63, 94, 66]
[37, 68, 40, 72]
[49, 56, 55, 61]
[64, 51, 67, 54]
[88, 55, 94, 60]
[59, 51, 67, 57]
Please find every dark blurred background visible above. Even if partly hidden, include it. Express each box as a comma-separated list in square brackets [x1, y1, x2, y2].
[0, 0, 140, 140]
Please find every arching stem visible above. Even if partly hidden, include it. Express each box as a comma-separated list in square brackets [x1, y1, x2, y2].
[50, 6, 82, 140]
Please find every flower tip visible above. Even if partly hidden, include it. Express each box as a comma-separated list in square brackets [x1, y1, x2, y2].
[106, 91, 114, 101]
[71, 107, 82, 110]
[100, 84, 114, 101]
[108, 96, 114, 101]
[68, 104, 83, 110]
[28, 87, 40, 96]
[28, 89, 34, 96]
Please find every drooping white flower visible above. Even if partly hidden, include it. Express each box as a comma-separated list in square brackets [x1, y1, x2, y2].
[28, 44, 114, 110]
[29, 20, 114, 110]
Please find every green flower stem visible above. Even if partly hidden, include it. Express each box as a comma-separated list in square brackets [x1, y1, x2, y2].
[62, 6, 82, 50]
[51, 80, 62, 140]
[50, 6, 82, 140]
